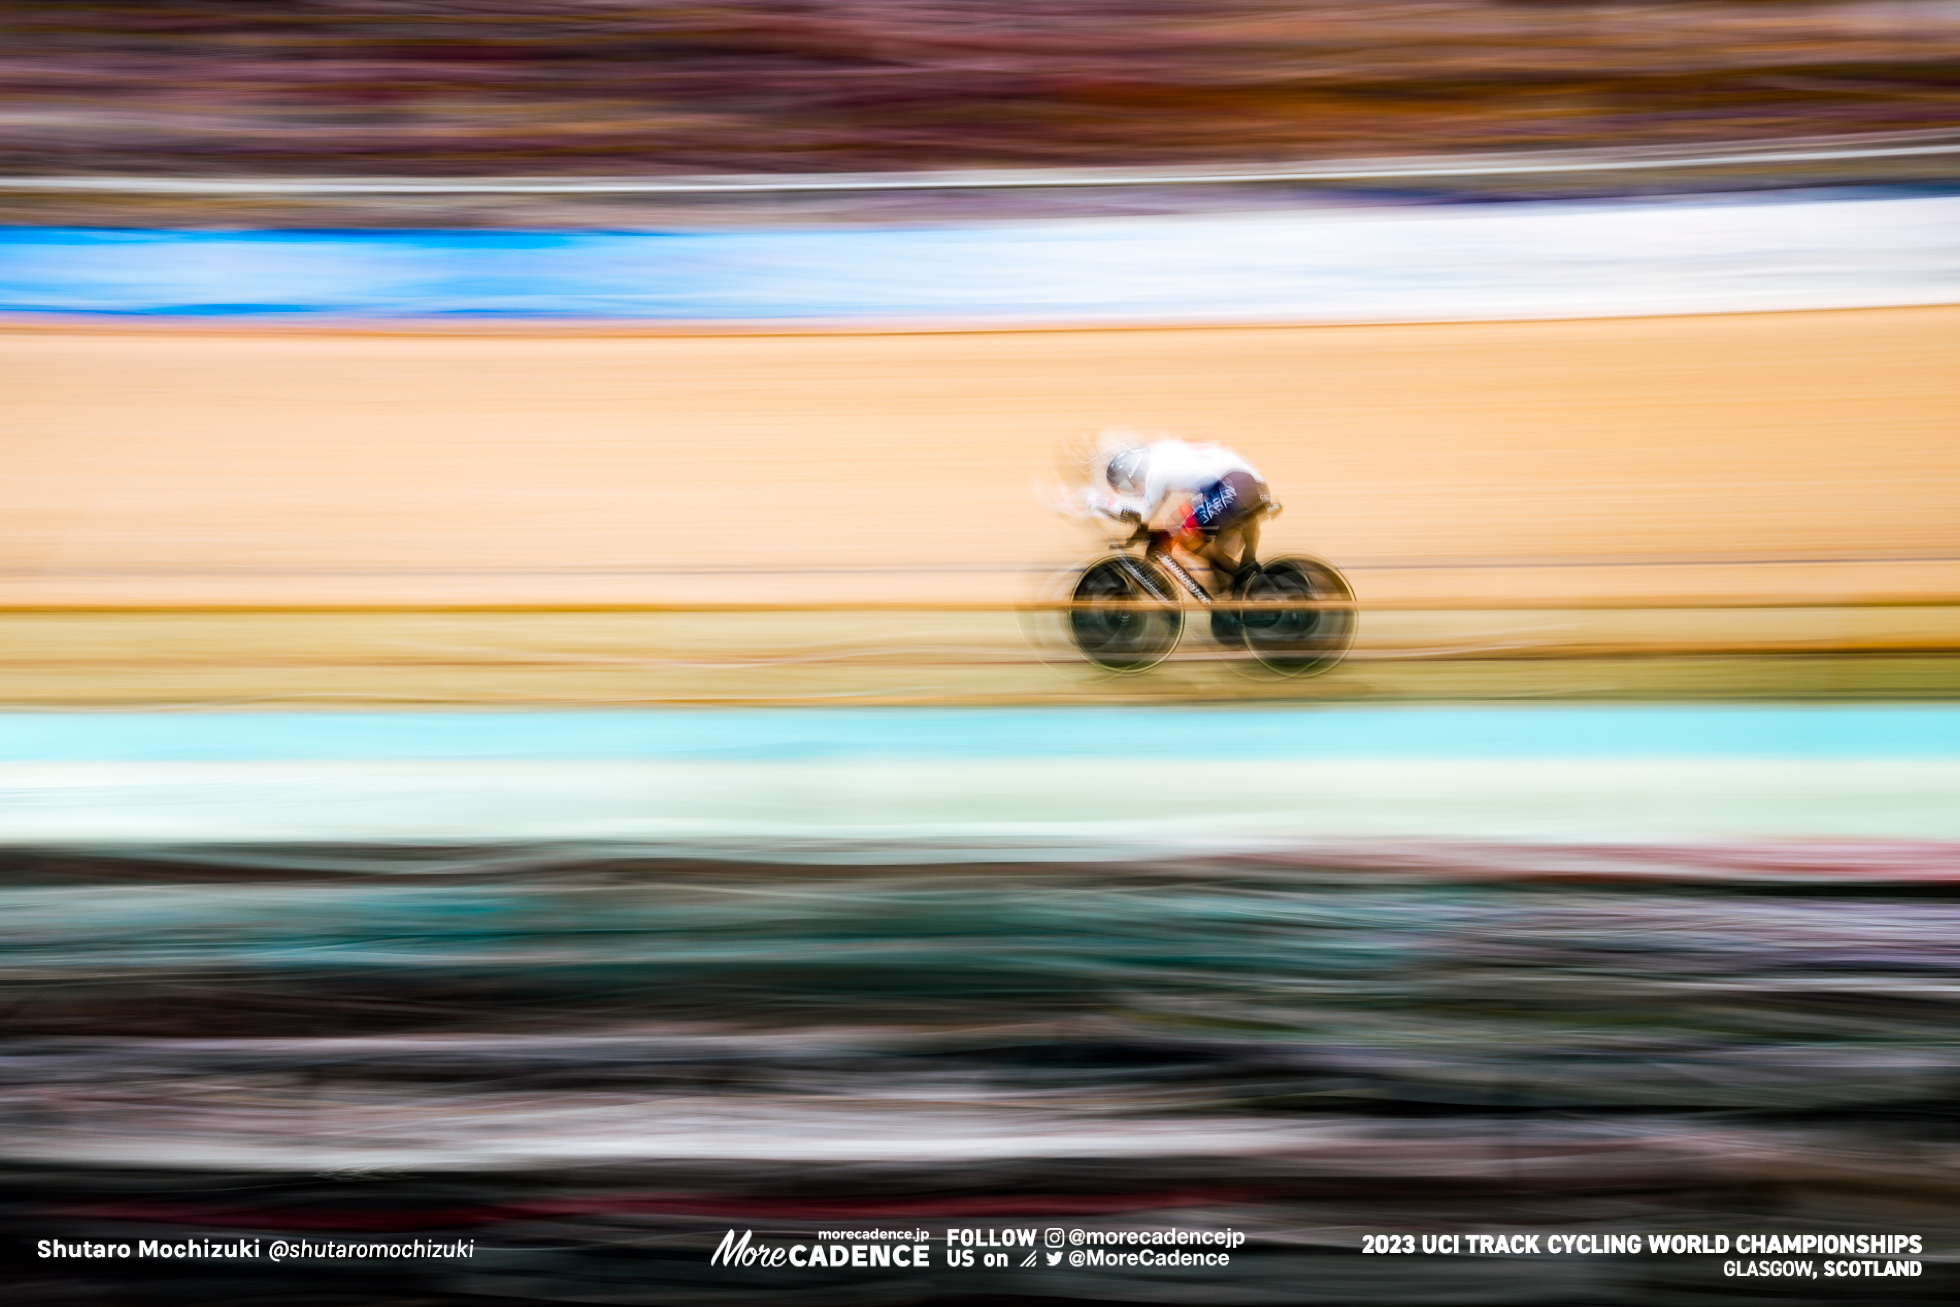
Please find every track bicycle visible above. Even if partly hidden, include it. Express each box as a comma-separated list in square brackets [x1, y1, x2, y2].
[1061, 520, 1356, 675]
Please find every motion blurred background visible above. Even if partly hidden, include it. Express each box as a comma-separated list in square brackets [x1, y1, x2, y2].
[5, 0, 1960, 225]
[3, 4, 1959, 1305]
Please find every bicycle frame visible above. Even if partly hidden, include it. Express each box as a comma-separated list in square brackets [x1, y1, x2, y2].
[1108, 528, 1215, 607]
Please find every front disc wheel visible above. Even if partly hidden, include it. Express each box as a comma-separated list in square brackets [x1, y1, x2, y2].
[1068, 557, 1184, 672]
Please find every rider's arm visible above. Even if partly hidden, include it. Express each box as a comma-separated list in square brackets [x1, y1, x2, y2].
[1135, 442, 1200, 525]
[1080, 483, 1144, 521]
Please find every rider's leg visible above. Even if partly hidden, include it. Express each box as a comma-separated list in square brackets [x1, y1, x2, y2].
[1233, 518, 1261, 578]
[1199, 520, 1260, 588]
[1186, 473, 1266, 589]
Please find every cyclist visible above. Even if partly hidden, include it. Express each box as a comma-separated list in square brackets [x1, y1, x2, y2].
[1078, 432, 1276, 589]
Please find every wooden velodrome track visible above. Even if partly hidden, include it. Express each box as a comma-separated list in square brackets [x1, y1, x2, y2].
[4, 307, 1958, 702]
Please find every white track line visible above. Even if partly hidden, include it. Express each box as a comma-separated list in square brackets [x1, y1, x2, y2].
[3, 132, 1957, 194]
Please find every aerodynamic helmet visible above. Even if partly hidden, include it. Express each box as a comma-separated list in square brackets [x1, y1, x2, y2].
[1104, 444, 1148, 496]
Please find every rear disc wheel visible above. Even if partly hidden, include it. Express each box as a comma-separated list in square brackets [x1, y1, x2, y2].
[1236, 555, 1355, 676]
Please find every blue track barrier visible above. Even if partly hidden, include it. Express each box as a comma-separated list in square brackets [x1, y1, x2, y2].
[3, 192, 1957, 321]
